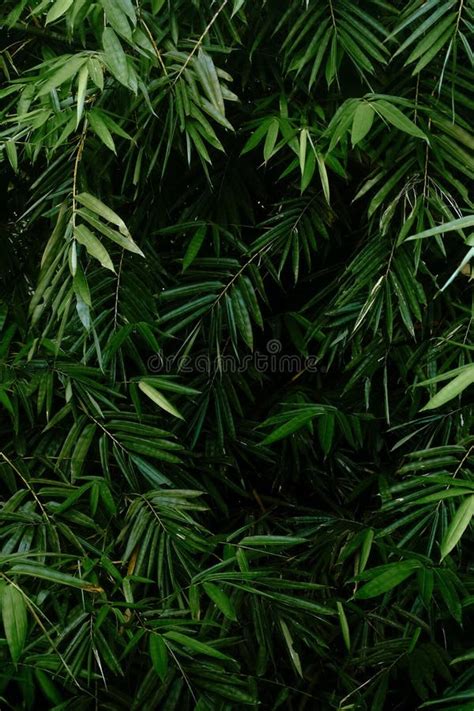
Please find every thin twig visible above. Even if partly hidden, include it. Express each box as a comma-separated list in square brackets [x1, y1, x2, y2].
[113, 250, 125, 332]
[0, 451, 49, 522]
[172, 0, 228, 86]
[140, 17, 168, 76]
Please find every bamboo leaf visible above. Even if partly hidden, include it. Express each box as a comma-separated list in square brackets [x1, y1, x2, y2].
[183, 225, 206, 271]
[318, 411, 335, 455]
[163, 631, 233, 661]
[316, 153, 330, 204]
[440, 495, 474, 560]
[149, 634, 168, 681]
[356, 561, 420, 599]
[299, 128, 307, 176]
[407, 215, 474, 241]
[99, 0, 132, 40]
[351, 102, 374, 146]
[138, 381, 184, 420]
[102, 28, 129, 87]
[8, 564, 103, 592]
[421, 365, 474, 410]
[375, 101, 428, 141]
[5, 140, 18, 173]
[264, 118, 279, 162]
[76, 193, 130, 236]
[74, 224, 115, 272]
[405, 13, 456, 65]
[261, 412, 321, 445]
[240, 536, 306, 547]
[45, 0, 74, 23]
[280, 619, 303, 677]
[203, 582, 237, 621]
[337, 601, 350, 652]
[1, 584, 27, 665]
[76, 64, 88, 129]
[231, 287, 253, 350]
[88, 109, 116, 153]
[77, 208, 143, 256]
[37, 55, 87, 97]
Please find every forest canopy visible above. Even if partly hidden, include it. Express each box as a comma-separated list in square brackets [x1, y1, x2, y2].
[0, 0, 473, 709]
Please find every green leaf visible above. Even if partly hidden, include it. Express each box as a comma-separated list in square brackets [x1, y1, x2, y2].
[359, 529, 374, 573]
[183, 225, 206, 271]
[71, 423, 96, 481]
[163, 631, 233, 661]
[88, 57, 104, 90]
[356, 561, 420, 599]
[1, 584, 27, 664]
[407, 215, 474, 241]
[102, 27, 129, 87]
[76, 193, 130, 236]
[375, 101, 428, 141]
[337, 601, 350, 652]
[441, 246, 474, 291]
[405, 12, 456, 66]
[231, 287, 253, 350]
[316, 153, 330, 204]
[149, 634, 168, 681]
[240, 119, 272, 156]
[421, 365, 474, 410]
[8, 564, 103, 592]
[38, 55, 87, 97]
[318, 411, 335, 455]
[299, 128, 307, 176]
[280, 619, 303, 678]
[203, 582, 237, 621]
[195, 49, 225, 117]
[99, 0, 132, 40]
[261, 412, 321, 445]
[151, 0, 166, 12]
[76, 64, 88, 129]
[232, 0, 245, 16]
[240, 535, 306, 547]
[140, 377, 200, 396]
[5, 140, 18, 173]
[451, 650, 474, 665]
[46, 0, 74, 24]
[186, 122, 212, 164]
[77, 208, 144, 256]
[411, 26, 455, 74]
[138, 381, 184, 419]
[301, 149, 316, 193]
[239, 276, 263, 328]
[74, 224, 115, 272]
[351, 102, 374, 146]
[264, 118, 279, 162]
[440, 495, 474, 560]
[88, 109, 116, 153]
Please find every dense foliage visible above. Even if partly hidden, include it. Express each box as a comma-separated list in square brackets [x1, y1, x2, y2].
[1, 0, 473, 708]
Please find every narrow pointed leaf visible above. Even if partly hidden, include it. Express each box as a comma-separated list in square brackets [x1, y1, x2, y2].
[421, 365, 474, 410]
[74, 224, 115, 272]
[351, 102, 374, 146]
[375, 101, 428, 141]
[203, 582, 237, 621]
[149, 634, 168, 681]
[1, 584, 27, 665]
[138, 381, 184, 419]
[183, 225, 206, 271]
[356, 561, 420, 599]
[440, 495, 474, 560]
